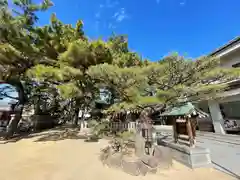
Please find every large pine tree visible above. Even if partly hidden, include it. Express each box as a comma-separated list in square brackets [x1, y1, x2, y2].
[1, 0, 239, 139]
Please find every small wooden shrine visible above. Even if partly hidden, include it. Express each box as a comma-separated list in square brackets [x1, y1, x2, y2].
[160, 102, 207, 147]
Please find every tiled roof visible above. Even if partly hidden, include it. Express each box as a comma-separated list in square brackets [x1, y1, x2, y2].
[161, 102, 195, 116]
[209, 36, 240, 56]
[160, 102, 209, 117]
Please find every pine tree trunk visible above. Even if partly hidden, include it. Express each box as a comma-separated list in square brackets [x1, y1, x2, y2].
[5, 79, 27, 138]
[34, 95, 41, 115]
[73, 107, 80, 127]
[6, 104, 23, 138]
[71, 98, 80, 128]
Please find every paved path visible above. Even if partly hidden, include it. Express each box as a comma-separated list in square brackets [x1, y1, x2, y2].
[196, 135, 240, 179]
[155, 128, 240, 178]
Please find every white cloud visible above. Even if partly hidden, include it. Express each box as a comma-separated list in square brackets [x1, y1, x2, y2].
[96, 0, 120, 20]
[113, 12, 119, 18]
[155, 0, 186, 6]
[94, 0, 128, 32]
[105, 0, 119, 8]
[179, 1, 186, 6]
[95, 12, 101, 18]
[113, 8, 128, 22]
[108, 23, 116, 29]
[116, 14, 126, 22]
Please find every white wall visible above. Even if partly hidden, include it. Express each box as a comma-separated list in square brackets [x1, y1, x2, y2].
[220, 49, 240, 68]
[197, 94, 240, 128]
[219, 94, 240, 103]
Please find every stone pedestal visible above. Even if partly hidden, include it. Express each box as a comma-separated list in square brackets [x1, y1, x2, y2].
[157, 140, 212, 169]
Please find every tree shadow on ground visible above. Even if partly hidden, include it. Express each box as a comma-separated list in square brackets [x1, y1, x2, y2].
[0, 125, 89, 144]
[0, 131, 43, 144]
[34, 128, 88, 142]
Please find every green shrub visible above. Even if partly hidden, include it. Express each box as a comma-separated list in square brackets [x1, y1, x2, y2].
[116, 131, 134, 141]
[88, 119, 110, 137]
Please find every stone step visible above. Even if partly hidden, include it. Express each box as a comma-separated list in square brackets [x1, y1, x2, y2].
[153, 126, 240, 144]
[197, 131, 240, 140]
[197, 132, 240, 145]
[197, 131, 240, 138]
[196, 137, 240, 146]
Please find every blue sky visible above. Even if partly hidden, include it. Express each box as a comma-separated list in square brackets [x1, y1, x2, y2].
[35, 0, 240, 60]
[0, 84, 18, 105]
[2, 0, 240, 105]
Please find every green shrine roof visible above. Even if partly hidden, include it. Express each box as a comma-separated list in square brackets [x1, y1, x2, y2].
[161, 102, 196, 116]
[95, 99, 109, 104]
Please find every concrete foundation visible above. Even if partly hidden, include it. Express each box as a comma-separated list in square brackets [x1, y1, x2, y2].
[157, 139, 212, 169]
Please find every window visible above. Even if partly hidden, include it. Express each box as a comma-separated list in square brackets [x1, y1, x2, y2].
[232, 62, 240, 68]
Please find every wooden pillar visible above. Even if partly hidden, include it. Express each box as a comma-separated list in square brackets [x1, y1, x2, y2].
[186, 117, 194, 147]
[172, 117, 178, 143]
[191, 117, 196, 139]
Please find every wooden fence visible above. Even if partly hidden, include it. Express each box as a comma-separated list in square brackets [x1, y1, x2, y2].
[80, 121, 137, 132]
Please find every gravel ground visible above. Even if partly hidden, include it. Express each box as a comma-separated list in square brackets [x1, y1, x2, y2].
[0, 130, 237, 180]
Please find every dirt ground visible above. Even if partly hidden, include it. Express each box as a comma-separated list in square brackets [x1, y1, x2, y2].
[0, 130, 237, 180]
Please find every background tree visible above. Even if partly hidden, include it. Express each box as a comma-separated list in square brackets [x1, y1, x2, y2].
[143, 54, 240, 104]
[88, 53, 240, 155]
[27, 24, 113, 127]
[108, 35, 148, 68]
[0, 0, 53, 137]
